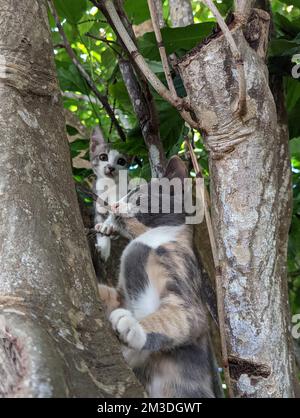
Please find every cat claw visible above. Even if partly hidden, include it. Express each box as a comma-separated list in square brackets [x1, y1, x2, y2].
[109, 308, 146, 350]
[95, 222, 117, 236]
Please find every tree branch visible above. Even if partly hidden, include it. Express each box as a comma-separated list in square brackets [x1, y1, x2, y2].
[92, 0, 199, 130]
[147, 0, 176, 96]
[102, 0, 181, 108]
[152, 0, 165, 28]
[118, 58, 166, 177]
[48, 0, 126, 142]
[234, 0, 256, 17]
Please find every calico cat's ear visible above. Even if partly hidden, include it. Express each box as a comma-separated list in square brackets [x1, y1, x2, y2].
[90, 126, 106, 160]
[164, 156, 188, 181]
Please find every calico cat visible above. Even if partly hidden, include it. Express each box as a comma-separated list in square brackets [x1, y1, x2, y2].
[98, 156, 219, 398]
[90, 126, 131, 261]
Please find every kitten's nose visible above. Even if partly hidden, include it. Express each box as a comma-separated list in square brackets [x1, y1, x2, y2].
[107, 165, 115, 173]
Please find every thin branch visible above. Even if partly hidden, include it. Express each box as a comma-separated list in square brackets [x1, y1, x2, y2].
[202, 0, 247, 116]
[185, 137, 233, 398]
[77, 18, 107, 24]
[118, 57, 167, 177]
[146, 0, 198, 128]
[62, 91, 100, 105]
[48, 0, 126, 142]
[85, 32, 121, 56]
[85, 32, 118, 45]
[147, 0, 176, 96]
[152, 0, 165, 28]
[53, 43, 66, 49]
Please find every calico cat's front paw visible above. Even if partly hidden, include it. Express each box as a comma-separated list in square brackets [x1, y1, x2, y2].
[95, 222, 117, 236]
[109, 308, 146, 350]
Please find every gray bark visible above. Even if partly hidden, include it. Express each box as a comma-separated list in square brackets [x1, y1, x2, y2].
[0, 0, 143, 398]
[178, 9, 295, 397]
[153, 0, 165, 28]
[169, 0, 194, 27]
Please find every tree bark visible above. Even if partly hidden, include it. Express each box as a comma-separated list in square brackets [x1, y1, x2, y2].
[178, 9, 295, 397]
[169, 0, 194, 27]
[0, 0, 143, 398]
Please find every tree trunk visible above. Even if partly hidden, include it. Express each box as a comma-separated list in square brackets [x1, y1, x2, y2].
[0, 0, 143, 398]
[178, 9, 295, 397]
[169, 0, 194, 27]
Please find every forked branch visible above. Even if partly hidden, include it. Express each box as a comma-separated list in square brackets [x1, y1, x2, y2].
[92, 0, 198, 129]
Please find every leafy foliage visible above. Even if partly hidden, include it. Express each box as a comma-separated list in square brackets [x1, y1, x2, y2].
[48, 0, 300, 314]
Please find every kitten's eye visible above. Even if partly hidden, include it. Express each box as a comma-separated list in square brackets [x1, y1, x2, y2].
[99, 153, 108, 161]
[117, 158, 126, 166]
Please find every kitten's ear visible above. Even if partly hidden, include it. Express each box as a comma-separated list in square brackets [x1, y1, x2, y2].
[164, 156, 188, 182]
[90, 126, 106, 160]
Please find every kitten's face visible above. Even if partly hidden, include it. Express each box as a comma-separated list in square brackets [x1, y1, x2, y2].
[93, 145, 129, 180]
[90, 127, 130, 180]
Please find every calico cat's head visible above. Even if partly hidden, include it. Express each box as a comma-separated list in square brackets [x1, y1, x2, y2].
[114, 156, 189, 229]
[90, 126, 131, 180]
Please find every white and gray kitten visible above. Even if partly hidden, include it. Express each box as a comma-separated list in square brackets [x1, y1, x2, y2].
[90, 126, 131, 261]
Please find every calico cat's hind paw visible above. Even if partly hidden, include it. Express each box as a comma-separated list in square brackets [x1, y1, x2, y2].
[98, 284, 121, 313]
[109, 308, 146, 350]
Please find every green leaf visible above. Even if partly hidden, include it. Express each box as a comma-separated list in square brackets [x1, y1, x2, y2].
[156, 97, 184, 154]
[289, 98, 300, 139]
[70, 139, 89, 159]
[285, 77, 300, 111]
[56, 63, 87, 92]
[279, 0, 300, 9]
[290, 137, 300, 158]
[113, 133, 148, 158]
[66, 125, 80, 136]
[124, 0, 150, 24]
[274, 12, 300, 38]
[109, 82, 134, 114]
[269, 38, 300, 57]
[77, 18, 95, 36]
[138, 22, 215, 60]
[53, 0, 88, 24]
